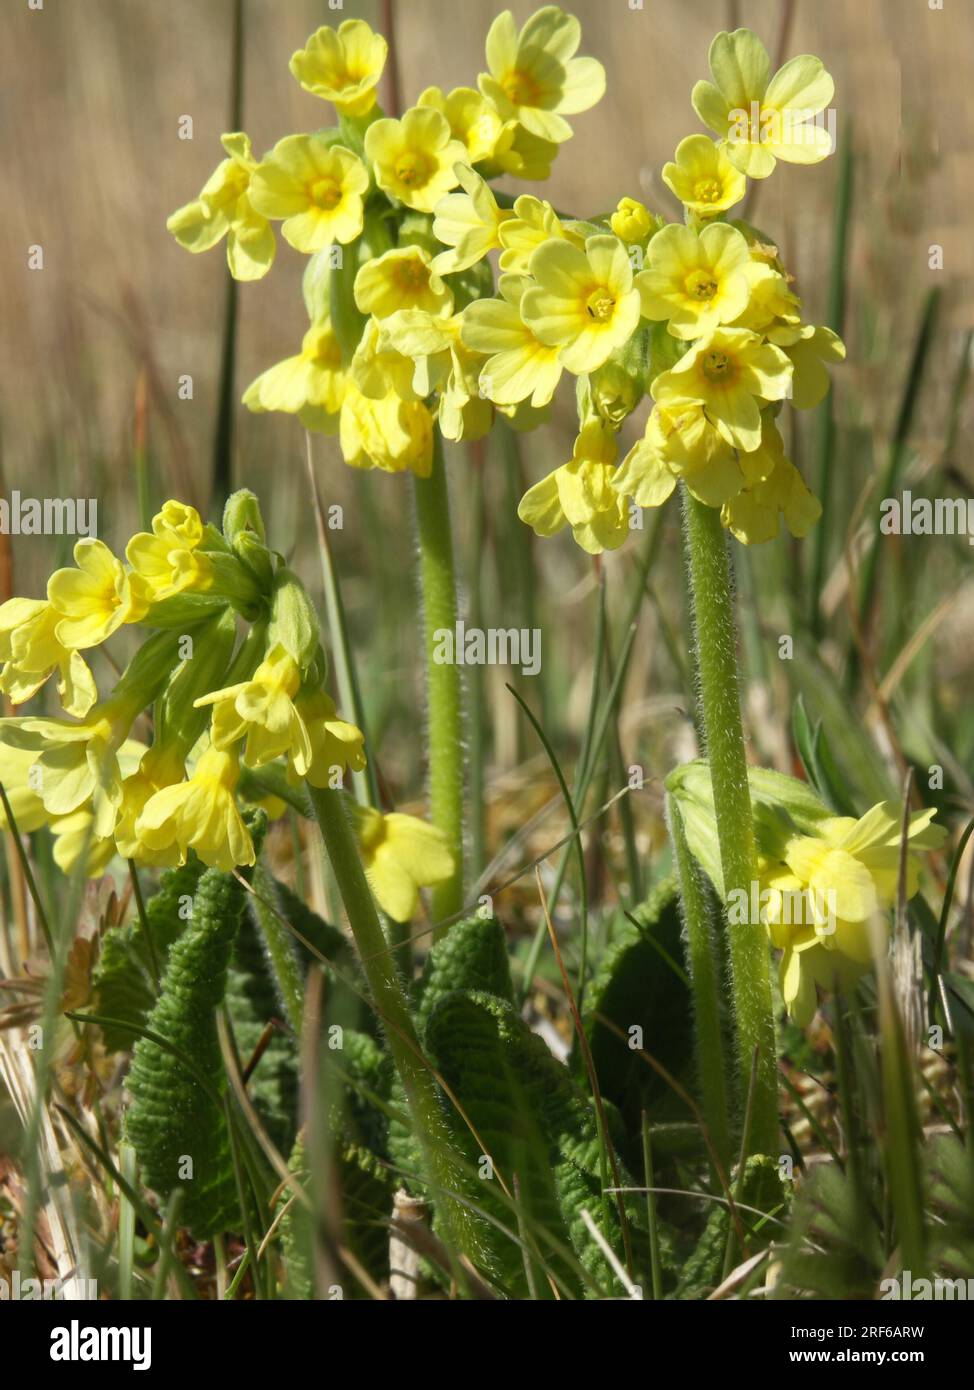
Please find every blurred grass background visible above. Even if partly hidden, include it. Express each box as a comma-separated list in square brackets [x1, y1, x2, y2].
[2, 0, 973, 873]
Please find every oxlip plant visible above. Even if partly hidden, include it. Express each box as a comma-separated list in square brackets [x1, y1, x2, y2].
[2, 8, 970, 1306]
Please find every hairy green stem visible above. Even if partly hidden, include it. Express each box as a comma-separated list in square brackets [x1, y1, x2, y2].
[681, 491, 778, 1157]
[306, 783, 471, 1264]
[667, 793, 732, 1171]
[413, 432, 464, 931]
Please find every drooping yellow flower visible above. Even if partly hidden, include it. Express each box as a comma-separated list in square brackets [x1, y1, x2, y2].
[662, 134, 746, 218]
[167, 133, 276, 281]
[497, 193, 582, 274]
[612, 401, 746, 512]
[489, 123, 558, 181]
[136, 744, 254, 873]
[353, 805, 454, 921]
[114, 743, 187, 867]
[651, 327, 792, 452]
[636, 222, 753, 340]
[518, 419, 629, 554]
[0, 742, 52, 833]
[521, 234, 641, 374]
[461, 274, 563, 408]
[478, 6, 606, 144]
[249, 137, 369, 253]
[417, 85, 507, 165]
[194, 643, 312, 776]
[339, 381, 434, 477]
[431, 165, 513, 275]
[243, 319, 346, 433]
[126, 502, 213, 604]
[609, 197, 654, 244]
[364, 107, 467, 214]
[692, 28, 834, 179]
[50, 808, 117, 878]
[720, 416, 821, 544]
[766, 322, 845, 409]
[354, 246, 453, 319]
[0, 598, 96, 716]
[47, 540, 148, 650]
[759, 801, 944, 1025]
[289, 20, 387, 117]
[377, 310, 491, 443]
[729, 262, 801, 334]
[297, 691, 367, 789]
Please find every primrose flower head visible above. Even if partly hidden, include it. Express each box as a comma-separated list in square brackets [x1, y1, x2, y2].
[249, 136, 369, 253]
[365, 107, 468, 214]
[720, 414, 821, 544]
[478, 6, 606, 144]
[418, 85, 508, 166]
[692, 27, 834, 179]
[462, 273, 563, 409]
[353, 806, 454, 921]
[289, 19, 388, 117]
[126, 502, 213, 604]
[759, 801, 945, 1025]
[518, 418, 629, 555]
[662, 134, 747, 218]
[521, 234, 642, 375]
[0, 598, 96, 716]
[613, 401, 744, 513]
[339, 381, 434, 477]
[354, 246, 453, 320]
[47, 539, 148, 650]
[167, 133, 275, 281]
[195, 642, 312, 776]
[296, 691, 366, 789]
[431, 165, 513, 276]
[651, 326, 792, 453]
[636, 221, 754, 341]
[136, 743, 255, 874]
[243, 319, 346, 434]
[497, 193, 582, 274]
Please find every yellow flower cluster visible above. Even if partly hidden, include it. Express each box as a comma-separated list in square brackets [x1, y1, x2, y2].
[167, 8, 606, 473]
[0, 496, 451, 917]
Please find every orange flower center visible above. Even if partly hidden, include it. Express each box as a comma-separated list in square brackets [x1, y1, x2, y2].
[311, 176, 343, 211]
[694, 178, 723, 204]
[394, 150, 432, 188]
[686, 269, 719, 301]
[585, 288, 615, 322]
[501, 67, 542, 106]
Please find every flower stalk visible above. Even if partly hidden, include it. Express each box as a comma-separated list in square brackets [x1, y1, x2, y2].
[413, 430, 464, 932]
[681, 488, 779, 1157]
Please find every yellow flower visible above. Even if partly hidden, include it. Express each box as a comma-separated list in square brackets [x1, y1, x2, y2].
[364, 107, 467, 214]
[126, 502, 213, 604]
[194, 643, 312, 776]
[354, 246, 453, 319]
[461, 274, 563, 408]
[720, 416, 821, 544]
[243, 320, 346, 433]
[518, 419, 629, 554]
[651, 327, 792, 452]
[431, 165, 513, 275]
[339, 381, 434, 476]
[0, 742, 52, 833]
[729, 263, 800, 334]
[167, 133, 275, 282]
[377, 311, 491, 443]
[297, 691, 367, 789]
[636, 222, 753, 340]
[497, 193, 582, 274]
[47, 540, 148, 650]
[0, 703, 132, 837]
[521, 234, 641, 374]
[478, 6, 606, 144]
[609, 197, 654, 244]
[490, 124, 559, 181]
[417, 85, 507, 165]
[662, 134, 747, 218]
[0, 598, 96, 716]
[760, 801, 944, 1025]
[114, 743, 187, 867]
[612, 401, 746, 511]
[289, 19, 387, 117]
[353, 806, 454, 921]
[766, 322, 845, 408]
[51, 809, 117, 878]
[692, 28, 834, 179]
[137, 744, 255, 873]
[249, 137, 369, 253]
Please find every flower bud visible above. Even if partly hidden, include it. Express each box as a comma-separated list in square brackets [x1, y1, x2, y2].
[267, 568, 321, 676]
